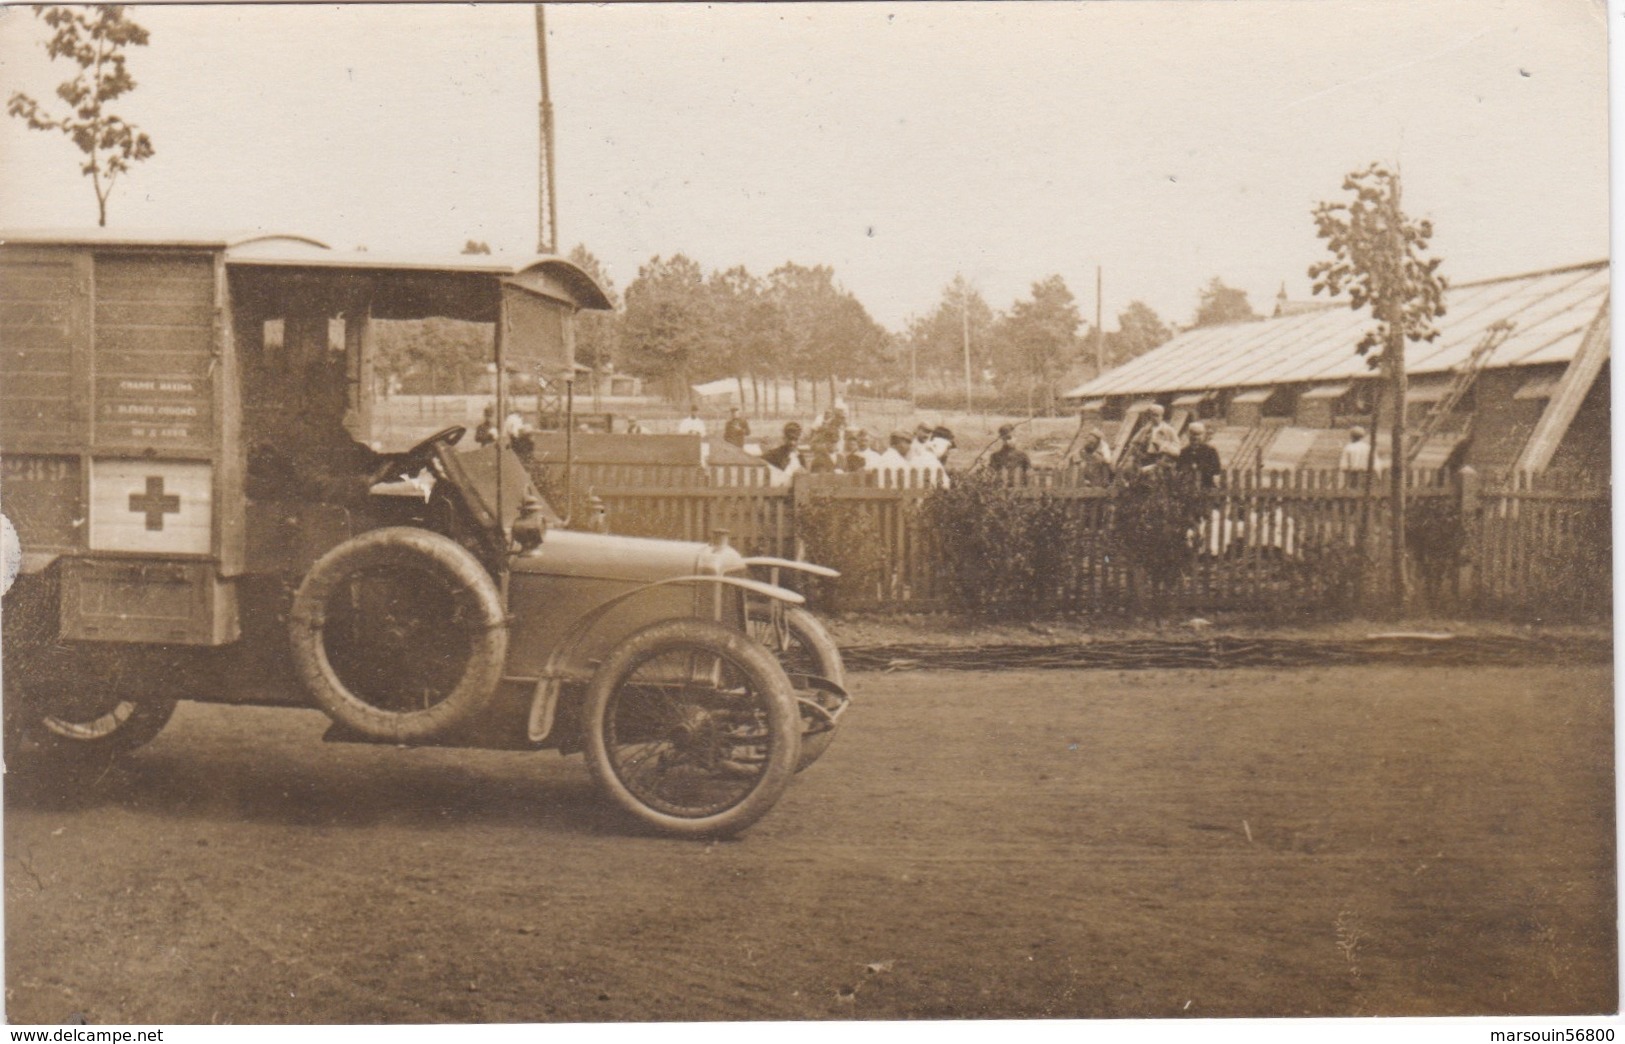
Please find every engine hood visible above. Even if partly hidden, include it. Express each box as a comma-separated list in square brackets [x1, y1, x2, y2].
[511, 529, 746, 583]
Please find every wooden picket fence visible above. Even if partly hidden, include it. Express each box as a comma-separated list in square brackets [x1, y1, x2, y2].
[537, 462, 1610, 618]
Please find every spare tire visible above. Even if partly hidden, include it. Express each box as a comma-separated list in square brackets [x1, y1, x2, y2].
[289, 527, 508, 742]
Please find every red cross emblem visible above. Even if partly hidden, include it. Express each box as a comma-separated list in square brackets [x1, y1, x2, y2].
[129, 476, 181, 531]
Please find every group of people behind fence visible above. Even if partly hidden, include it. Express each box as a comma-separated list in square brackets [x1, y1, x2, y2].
[986, 403, 1221, 493]
[754, 408, 955, 486]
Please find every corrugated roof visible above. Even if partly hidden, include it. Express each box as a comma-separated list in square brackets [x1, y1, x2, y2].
[1068, 260, 1609, 398]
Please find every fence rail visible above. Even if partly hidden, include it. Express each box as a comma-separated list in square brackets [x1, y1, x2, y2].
[535, 463, 1609, 618]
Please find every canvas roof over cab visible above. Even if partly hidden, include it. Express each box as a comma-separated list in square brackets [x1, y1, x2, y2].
[0, 228, 329, 251]
[224, 239, 611, 319]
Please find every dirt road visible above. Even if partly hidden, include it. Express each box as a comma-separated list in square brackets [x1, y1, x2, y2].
[4, 665, 1615, 1023]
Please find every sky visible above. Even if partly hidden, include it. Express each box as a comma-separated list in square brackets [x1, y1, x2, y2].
[0, 1, 1609, 333]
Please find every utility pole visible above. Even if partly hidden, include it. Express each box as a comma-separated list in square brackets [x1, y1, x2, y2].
[909, 338, 917, 409]
[535, 4, 558, 254]
[1095, 265, 1104, 376]
[962, 281, 973, 413]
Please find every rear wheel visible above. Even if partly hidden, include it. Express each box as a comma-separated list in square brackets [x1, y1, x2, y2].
[746, 603, 846, 771]
[5, 688, 177, 772]
[584, 619, 800, 838]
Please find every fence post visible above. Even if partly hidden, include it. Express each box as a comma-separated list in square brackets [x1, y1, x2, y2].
[790, 471, 812, 560]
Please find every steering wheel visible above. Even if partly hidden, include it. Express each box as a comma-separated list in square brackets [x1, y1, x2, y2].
[370, 425, 466, 485]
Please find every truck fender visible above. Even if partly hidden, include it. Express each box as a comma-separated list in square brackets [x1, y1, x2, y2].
[525, 574, 803, 744]
[742, 556, 841, 579]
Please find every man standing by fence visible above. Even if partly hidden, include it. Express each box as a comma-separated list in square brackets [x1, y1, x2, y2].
[1177, 421, 1223, 557]
[762, 422, 803, 472]
[1147, 404, 1183, 463]
[1071, 429, 1114, 486]
[677, 405, 706, 437]
[1340, 425, 1374, 476]
[1176, 422, 1222, 489]
[723, 406, 750, 449]
[845, 429, 880, 472]
[989, 424, 1031, 473]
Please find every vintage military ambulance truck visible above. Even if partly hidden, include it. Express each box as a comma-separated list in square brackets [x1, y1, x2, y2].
[0, 230, 846, 837]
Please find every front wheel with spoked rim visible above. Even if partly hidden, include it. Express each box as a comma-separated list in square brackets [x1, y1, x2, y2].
[745, 602, 846, 772]
[583, 619, 800, 838]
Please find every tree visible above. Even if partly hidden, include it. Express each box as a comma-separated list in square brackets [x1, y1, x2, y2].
[706, 265, 785, 408]
[990, 275, 1082, 413]
[462, 240, 492, 255]
[565, 244, 622, 381]
[374, 317, 492, 394]
[818, 289, 891, 389]
[8, 6, 155, 227]
[1309, 162, 1447, 611]
[767, 262, 871, 409]
[903, 275, 994, 396]
[620, 254, 712, 399]
[1192, 278, 1259, 328]
[1106, 300, 1172, 367]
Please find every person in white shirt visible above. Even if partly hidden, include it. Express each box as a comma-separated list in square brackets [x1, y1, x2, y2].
[676, 405, 706, 437]
[907, 424, 938, 466]
[1339, 425, 1374, 474]
[874, 430, 913, 472]
[888, 426, 947, 486]
[847, 430, 883, 472]
[1146, 404, 1183, 462]
[503, 410, 535, 457]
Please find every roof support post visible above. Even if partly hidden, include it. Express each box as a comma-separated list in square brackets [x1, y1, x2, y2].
[1516, 298, 1609, 473]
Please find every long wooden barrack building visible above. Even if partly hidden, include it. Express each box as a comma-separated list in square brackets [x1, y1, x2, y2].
[1063, 260, 1610, 476]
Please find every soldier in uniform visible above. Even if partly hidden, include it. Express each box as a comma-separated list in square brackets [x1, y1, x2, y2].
[723, 406, 751, 448]
[988, 424, 1031, 473]
[762, 422, 803, 472]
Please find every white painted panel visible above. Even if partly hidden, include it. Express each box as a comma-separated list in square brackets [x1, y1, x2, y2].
[89, 460, 212, 555]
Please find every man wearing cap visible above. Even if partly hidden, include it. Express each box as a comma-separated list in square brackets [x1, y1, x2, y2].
[762, 421, 803, 472]
[1177, 421, 1224, 556]
[908, 423, 936, 465]
[474, 405, 498, 447]
[1073, 429, 1114, 486]
[1176, 421, 1222, 489]
[1339, 425, 1374, 475]
[846, 429, 880, 472]
[905, 423, 949, 484]
[876, 429, 914, 472]
[1147, 404, 1183, 462]
[807, 429, 841, 473]
[988, 424, 1031, 473]
[927, 425, 955, 467]
[676, 404, 706, 437]
[723, 405, 751, 449]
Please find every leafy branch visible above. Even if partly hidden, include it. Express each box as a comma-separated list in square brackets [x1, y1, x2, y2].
[8, 5, 156, 227]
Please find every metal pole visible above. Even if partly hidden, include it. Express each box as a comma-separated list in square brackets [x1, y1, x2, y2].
[494, 298, 508, 540]
[535, 4, 557, 254]
[564, 375, 575, 523]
